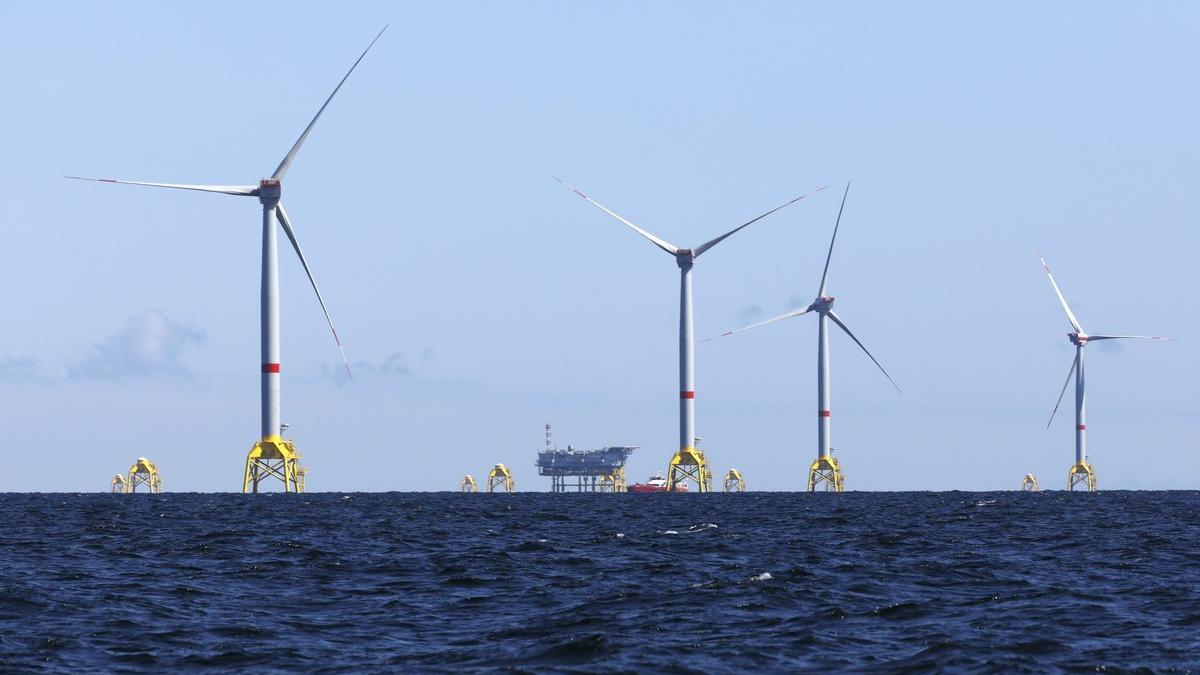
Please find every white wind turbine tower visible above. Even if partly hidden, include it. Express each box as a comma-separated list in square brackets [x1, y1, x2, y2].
[1038, 252, 1173, 491]
[554, 177, 825, 491]
[68, 27, 386, 493]
[711, 183, 900, 492]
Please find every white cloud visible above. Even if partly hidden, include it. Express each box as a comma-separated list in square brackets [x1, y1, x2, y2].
[0, 355, 53, 383]
[69, 309, 206, 381]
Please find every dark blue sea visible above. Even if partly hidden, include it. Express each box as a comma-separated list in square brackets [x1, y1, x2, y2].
[2, 492, 1198, 672]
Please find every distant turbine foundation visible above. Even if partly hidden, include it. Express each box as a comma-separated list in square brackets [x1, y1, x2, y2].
[1021, 473, 1039, 492]
[127, 457, 162, 494]
[487, 464, 515, 493]
[1067, 461, 1096, 492]
[243, 436, 305, 493]
[667, 447, 712, 493]
[808, 455, 844, 492]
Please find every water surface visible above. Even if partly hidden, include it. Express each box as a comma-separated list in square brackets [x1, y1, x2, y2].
[2, 491, 1198, 671]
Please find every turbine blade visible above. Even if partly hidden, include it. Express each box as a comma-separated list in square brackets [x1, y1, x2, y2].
[1086, 334, 1175, 341]
[1037, 251, 1084, 333]
[817, 181, 850, 297]
[552, 176, 679, 254]
[702, 305, 813, 342]
[271, 25, 387, 180]
[693, 185, 830, 258]
[827, 310, 901, 393]
[1047, 354, 1077, 428]
[65, 176, 257, 196]
[276, 204, 352, 378]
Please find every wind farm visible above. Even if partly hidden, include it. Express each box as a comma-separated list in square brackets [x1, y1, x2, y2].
[5, 5, 1200, 672]
[0, 8, 1188, 497]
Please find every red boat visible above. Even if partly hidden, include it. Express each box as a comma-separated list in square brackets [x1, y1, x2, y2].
[628, 471, 687, 493]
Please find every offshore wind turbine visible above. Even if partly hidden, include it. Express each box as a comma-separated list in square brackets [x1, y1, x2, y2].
[1038, 252, 1173, 491]
[554, 177, 825, 491]
[68, 27, 386, 493]
[711, 183, 900, 492]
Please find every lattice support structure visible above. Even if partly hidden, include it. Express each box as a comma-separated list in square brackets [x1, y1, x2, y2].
[667, 447, 711, 492]
[110, 474, 127, 494]
[597, 468, 627, 493]
[461, 475, 478, 492]
[127, 458, 162, 494]
[722, 469, 746, 492]
[487, 463, 515, 493]
[243, 436, 304, 493]
[1021, 474, 1039, 492]
[1067, 461, 1096, 492]
[807, 455, 844, 492]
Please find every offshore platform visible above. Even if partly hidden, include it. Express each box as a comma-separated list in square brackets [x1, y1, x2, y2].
[536, 424, 635, 492]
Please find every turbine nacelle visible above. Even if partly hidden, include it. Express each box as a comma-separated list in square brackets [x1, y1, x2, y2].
[1069, 332, 1089, 346]
[811, 296, 835, 313]
[674, 248, 696, 269]
[258, 179, 282, 205]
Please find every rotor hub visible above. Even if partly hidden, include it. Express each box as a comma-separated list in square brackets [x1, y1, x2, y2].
[813, 296, 835, 312]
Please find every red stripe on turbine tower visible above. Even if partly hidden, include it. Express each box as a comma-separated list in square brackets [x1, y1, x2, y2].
[263, 363, 281, 373]
[680, 391, 695, 399]
[819, 410, 831, 417]
[1077, 424, 1086, 430]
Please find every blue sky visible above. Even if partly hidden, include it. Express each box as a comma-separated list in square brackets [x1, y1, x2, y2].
[1, 1, 1196, 491]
